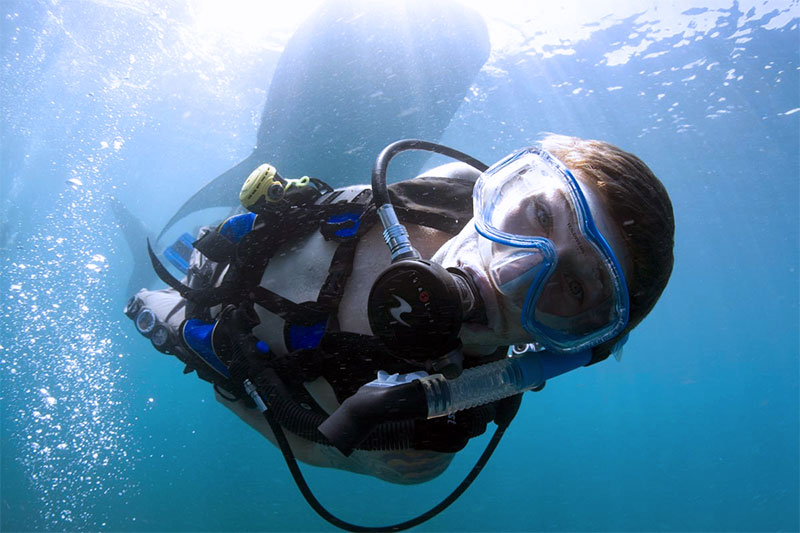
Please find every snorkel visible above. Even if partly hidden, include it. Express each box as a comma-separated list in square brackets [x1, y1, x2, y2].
[319, 140, 593, 455]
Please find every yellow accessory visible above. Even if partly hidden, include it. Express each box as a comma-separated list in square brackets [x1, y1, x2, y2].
[240, 164, 311, 210]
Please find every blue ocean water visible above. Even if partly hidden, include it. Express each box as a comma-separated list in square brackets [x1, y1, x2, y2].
[1, 1, 798, 531]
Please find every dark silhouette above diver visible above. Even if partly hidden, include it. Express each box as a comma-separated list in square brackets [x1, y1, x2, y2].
[157, 0, 490, 241]
[115, 0, 488, 299]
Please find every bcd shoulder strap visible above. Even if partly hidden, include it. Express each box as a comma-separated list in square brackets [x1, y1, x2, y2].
[150, 170, 507, 455]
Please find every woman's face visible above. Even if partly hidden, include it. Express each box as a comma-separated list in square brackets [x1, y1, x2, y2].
[432, 173, 628, 354]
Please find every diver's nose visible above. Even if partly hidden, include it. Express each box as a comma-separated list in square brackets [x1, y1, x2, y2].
[489, 249, 548, 302]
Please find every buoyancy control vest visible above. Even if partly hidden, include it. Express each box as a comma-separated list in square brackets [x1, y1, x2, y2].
[146, 165, 511, 454]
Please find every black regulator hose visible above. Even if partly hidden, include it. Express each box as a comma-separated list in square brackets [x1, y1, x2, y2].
[239, 139, 519, 531]
[372, 140, 488, 262]
[256, 387, 523, 533]
[371, 139, 488, 208]
[253, 368, 419, 451]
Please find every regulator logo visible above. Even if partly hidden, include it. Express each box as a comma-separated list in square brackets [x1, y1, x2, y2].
[389, 295, 412, 327]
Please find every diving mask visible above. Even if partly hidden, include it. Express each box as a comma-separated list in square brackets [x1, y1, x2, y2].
[474, 147, 629, 353]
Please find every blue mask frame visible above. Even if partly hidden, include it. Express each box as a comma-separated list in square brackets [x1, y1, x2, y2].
[474, 147, 630, 353]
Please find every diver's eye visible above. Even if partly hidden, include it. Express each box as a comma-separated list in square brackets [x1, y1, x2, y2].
[566, 276, 584, 303]
[532, 198, 553, 235]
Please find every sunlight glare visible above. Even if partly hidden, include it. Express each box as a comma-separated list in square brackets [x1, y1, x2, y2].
[188, 0, 323, 53]
[178, 0, 797, 62]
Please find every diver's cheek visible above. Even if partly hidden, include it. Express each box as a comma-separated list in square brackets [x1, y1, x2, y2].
[536, 276, 574, 318]
[499, 301, 533, 344]
[431, 224, 481, 270]
[478, 291, 528, 345]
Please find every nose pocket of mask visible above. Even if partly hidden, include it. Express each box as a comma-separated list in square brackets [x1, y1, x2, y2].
[490, 249, 548, 298]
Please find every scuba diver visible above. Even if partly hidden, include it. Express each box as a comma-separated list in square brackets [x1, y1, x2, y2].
[125, 135, 674, 531]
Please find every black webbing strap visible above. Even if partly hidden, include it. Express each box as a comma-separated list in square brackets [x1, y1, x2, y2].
[148, 242, 245, 307]
[147, 239, 329, 326]
[147, 238, 197, 299]
[248, 285, 329, 326]
[316, 240, 358, 311]
[192, 229, 237, 263]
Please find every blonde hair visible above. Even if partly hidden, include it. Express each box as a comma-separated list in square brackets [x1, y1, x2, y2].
[539, 134, 675, 362]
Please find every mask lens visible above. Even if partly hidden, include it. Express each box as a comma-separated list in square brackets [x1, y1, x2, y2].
[475, 147, 629, 353]
[481, 165, 566, 242]
[535, 284, 615, 337]
[489, 248, 547, 303]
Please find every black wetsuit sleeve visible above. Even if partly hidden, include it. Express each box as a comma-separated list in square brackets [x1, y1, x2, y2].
[388, 174, 477, 234]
